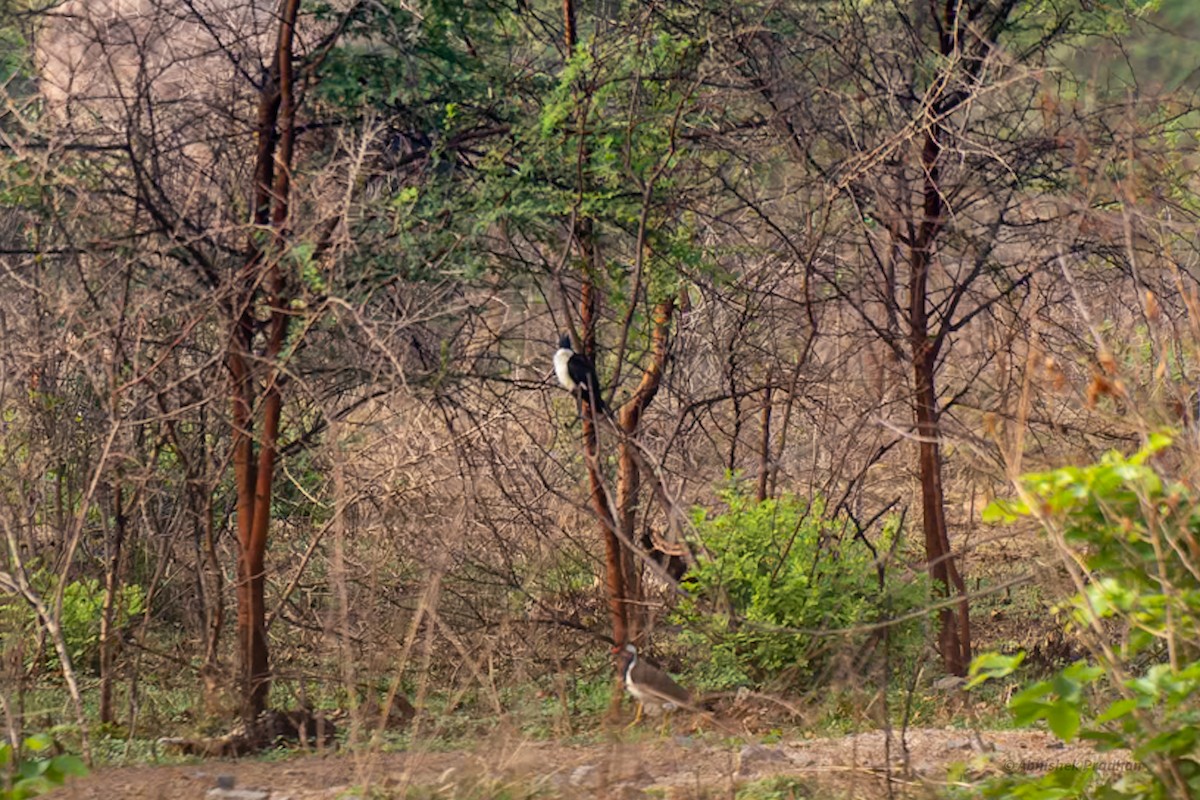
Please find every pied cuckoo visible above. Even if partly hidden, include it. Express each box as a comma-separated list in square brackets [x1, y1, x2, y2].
[554, 334, 607, 414]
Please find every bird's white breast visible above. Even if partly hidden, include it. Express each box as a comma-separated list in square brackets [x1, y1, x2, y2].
[627, 682, 652, 704]
[553, 348, 576, 390]
[623, 656, 663, 709]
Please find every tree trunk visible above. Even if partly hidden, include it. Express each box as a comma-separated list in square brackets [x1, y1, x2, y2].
[229, 328, 270, 720]
[97, 483, 126, 725]
[615, 419, 643, 644]
[910, 122, 971, 676]
[913, 348, 970, 675]
[619, 297, 676, 642]
[580, 281, 629, 649]
[202, 486, 223, 683]
[614, 298, 674, 644]
[229, 0, 300, 722]
[756, 375, 773, 503]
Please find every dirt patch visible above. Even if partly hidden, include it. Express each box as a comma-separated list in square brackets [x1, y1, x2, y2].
[47, 728, 1132, 799]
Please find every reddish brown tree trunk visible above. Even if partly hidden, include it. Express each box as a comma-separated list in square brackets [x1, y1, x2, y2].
[911, 121, 971, 676]
[579, 281, 629, 649]
[230, 326, 271, 719]
[615, 298, 674, 644]
[615, 423, 641, 644]
[229, 0, 300, 722]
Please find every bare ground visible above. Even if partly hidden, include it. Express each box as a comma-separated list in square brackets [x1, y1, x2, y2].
[46, 727, 1133, 799]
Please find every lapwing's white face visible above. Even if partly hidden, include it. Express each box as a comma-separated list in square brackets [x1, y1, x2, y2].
[620, 644, 638, 688]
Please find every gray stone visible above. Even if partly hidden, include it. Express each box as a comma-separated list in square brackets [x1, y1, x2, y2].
[737, 744, 789, 775]
[569, 764, 600, 788]
[205, 789, 269, 800]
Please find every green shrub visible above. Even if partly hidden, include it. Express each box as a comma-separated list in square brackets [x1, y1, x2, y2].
[58, 577, 144, 673]
[972, 433, 1200, 799]
[673, 485, 927, 691]
[0, 734, 87, 799]
[2, 574, 145, 675]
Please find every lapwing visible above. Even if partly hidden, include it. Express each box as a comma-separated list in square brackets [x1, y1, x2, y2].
[554, 334, 607, 414]
[613, 643, 691, 730]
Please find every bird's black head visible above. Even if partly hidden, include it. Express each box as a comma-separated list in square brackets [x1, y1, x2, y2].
[557, 333, 572, 351]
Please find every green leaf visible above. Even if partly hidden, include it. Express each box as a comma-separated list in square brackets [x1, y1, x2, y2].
[982, 498, 1029, 523]
[1046, 703, 1081, 741]
[50, 754, 88, 778]
[23, 733, 53, 753]
[1094, 697, 1138, 723]
[967, 651, 1025, 689]
[1009, 679, 1053, 707]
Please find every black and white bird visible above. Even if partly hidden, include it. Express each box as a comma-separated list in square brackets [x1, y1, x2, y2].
[613, 643, 691, 727]
[554, 334, 607, 414]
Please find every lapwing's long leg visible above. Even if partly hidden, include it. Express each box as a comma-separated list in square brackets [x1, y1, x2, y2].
[625, 702, 644, 730]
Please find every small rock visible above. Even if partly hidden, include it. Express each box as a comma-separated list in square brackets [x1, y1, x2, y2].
[569, 764, 600, 788]
[216, 775, 236, 790]
[737, 744, 789, 775]
[933, 676, 967, 691]
[205, 790, 269, 800]
[943, 737, 973, 751]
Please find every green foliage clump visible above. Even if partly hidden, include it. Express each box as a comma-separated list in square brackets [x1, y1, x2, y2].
[1, 575, 145, 675]
[673, 486, 927, 691]
[58, 577, 144, 673]
[0, 734, 87, 799]
[973, 433, 1200, 799]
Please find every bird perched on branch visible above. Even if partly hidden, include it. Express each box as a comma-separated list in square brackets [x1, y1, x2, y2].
[554, 334, 607, 414]
[613, 643, 690, 729]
